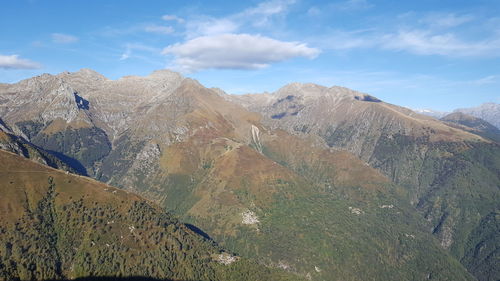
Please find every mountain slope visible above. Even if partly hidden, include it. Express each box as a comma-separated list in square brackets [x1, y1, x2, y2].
[0, 118, 74, 172]
[226, 83, 500, 281]
[0, 149, 303, 281]
[455, 103, 500, 129]
[441, 112, 500, 142]
[0, 70, 481, 281]
[411, 109, 449, 119]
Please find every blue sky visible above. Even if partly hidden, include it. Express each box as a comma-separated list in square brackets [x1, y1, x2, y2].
[1, 0, 499, 111]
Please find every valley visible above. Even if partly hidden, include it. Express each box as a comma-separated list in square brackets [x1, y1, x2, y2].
[1, 69, 498, 280]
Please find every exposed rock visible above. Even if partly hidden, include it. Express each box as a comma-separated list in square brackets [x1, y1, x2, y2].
[242, 210, 260, 224]
[215, 252, 239, 265]
[250, 125, 262, 152]
[380, 204, 394, 209]
[349, 206, 363, 215]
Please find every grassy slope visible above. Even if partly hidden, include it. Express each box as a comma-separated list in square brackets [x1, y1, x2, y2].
[0, 149, 304, 281]
[125, 127, 476, 281]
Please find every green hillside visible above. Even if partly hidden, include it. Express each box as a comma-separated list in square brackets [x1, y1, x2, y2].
[0, 150, 303, 281]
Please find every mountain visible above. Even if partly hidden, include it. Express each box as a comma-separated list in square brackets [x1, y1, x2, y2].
[226, 83, 500, 281]
[0, 149, 303, 281]
[441, 112, 500, 142]
[0, 118, 74, 172]
[411, 108, 449, 119]
[0, 70, 491, 280]
[455, 103, 500, 130]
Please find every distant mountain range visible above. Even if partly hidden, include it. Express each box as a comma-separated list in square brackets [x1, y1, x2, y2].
[411, 108, 449, 118]
[0, 69, 498, 281]
[413, 102, 500, 129]
[455, 103, 500, 129]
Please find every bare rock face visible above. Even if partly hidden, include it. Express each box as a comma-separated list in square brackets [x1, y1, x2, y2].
[0, 70, 190, 177]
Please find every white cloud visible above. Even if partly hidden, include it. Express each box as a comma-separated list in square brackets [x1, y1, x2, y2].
[321, 29, 377, 50]
[51, 33, 79, 44]
[470, 75, 499, 86]
[0, 54, 41, 69]
[145, 25, 174, 34]
[162, 33, 320, 72]
[381, 29, 500, 57]
[120, 43, 160, 61]
[162, 14, 185, 24]
[184, 0, 296, 38]
[186, 18, 238, 38]
[317, 25, 500, 57]
[420, 13, 474, 28]
[238, 0, 295, 27]
[244, 0, 294, 16]
[307, 7, 321, 17]
[332, 0, 373, 11]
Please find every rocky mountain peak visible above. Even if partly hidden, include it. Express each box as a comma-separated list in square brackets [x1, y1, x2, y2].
[455, 102, 500, 129]
[274, 83, 381, 103]
[148, 69, 184, 80]
[276, 82, 328, 98]
[442, 112, 476, 122]
[441, 111, 500, 142]
[69, 68, 108, 81]
[117, 69, 184, 83]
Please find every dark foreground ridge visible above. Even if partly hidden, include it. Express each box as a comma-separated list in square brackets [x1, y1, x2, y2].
[43, 277, 175, 281]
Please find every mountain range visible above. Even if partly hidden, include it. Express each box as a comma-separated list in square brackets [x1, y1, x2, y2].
[413, 103, 500, 130]
[0, 69, 498, 281]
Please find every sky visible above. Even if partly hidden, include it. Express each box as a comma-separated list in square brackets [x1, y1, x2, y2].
[1, 0, 499, 111]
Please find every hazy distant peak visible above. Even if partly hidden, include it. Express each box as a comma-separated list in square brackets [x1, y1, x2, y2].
[117, 69, 184, 85]
[274, 83, 340, 102]
[442, 112, 477, 122]
[148, 69, 184, 80]
[441, 111, 500, 142]
[274, 82, 382, 103]
[276, 82, 327, 94]
[210, 87, 229, 97]
[455, 102, 500, 113]
[411, 108, 449, 118]
[73, 68, 108, 80]
[454, 102, 500, 129]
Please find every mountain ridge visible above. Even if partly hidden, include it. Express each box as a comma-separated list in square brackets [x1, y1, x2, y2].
[0, 69, 495, 281]
[0, 149, 305, 281]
